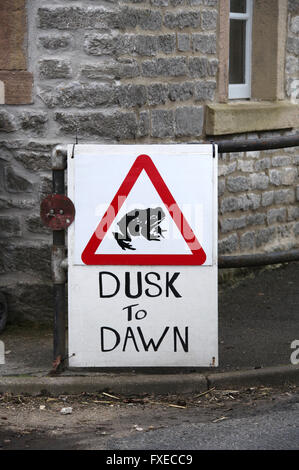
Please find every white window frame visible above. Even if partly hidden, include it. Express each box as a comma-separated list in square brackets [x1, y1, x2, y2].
[228, 0, 253, 100]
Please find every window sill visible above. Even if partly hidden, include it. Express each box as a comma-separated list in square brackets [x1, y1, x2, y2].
[205, 101, 299, 136]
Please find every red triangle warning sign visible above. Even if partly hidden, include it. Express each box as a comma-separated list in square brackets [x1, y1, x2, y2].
[81, 154, 207, 266]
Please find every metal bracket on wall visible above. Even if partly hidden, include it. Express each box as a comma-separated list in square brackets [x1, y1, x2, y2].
[40, 194, 75, 231]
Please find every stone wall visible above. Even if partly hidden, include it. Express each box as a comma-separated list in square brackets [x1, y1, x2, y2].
[0, 0, 298, 323]
[34, 0, 218, 140]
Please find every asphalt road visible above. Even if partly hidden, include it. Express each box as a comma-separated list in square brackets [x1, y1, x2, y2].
[108, 406, 299, 450]
[0, 387, 298, 450]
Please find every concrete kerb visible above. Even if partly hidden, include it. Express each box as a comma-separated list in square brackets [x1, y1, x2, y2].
[206, 364, 299, 389]
[0, 374, 208, 396]
[0, 365, 298, 396]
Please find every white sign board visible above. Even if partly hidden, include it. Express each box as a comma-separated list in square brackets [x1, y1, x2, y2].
[68, 145, 218, 367]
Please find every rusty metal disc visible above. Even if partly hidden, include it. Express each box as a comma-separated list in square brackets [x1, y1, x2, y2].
[40, 194, 75, 231]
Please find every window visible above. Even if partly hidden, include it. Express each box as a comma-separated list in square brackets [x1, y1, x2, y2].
[206, 0, 299, 136]
[229, 0, 253, 100]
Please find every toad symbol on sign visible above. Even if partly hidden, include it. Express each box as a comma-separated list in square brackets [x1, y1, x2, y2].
[113, 207, 166, 251]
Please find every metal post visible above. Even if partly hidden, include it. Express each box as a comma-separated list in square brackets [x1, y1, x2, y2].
[51, 146, 67, 373]
[219, 249, 299, 269]
[213, 133, 299, 154]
